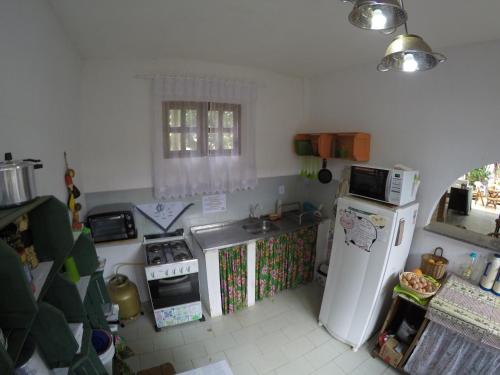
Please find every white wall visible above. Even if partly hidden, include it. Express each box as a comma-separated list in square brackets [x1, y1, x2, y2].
[309, 41, 500, 271]
[0, 0, 82, 203]
[80, 58, 306, 192]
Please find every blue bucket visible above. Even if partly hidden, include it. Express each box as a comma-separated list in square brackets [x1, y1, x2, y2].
[91, 329, 112, 355]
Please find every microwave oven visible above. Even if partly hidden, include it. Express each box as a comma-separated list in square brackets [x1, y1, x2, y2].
[86, 203, 137, 243]
[349, 165, 419, 206]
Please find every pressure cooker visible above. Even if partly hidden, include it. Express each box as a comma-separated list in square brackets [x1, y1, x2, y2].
[0, 152, 43, 208]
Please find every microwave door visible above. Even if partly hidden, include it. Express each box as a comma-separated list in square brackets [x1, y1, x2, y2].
[350, 167, 389, 202]
[385, 170, 393, 204]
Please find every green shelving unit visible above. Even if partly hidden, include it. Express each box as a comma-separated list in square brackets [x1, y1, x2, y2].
[0, 196, 110, 374]
[0, 342, 13, 374]
[72, 234, 99, 277]
[69, 324, 108, 375]
[30, 303, 79, 368]
[85, 272, 112, 331]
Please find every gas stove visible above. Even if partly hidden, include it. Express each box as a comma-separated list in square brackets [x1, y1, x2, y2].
[145, 240, 193, 266]
[143, 231, 202, 330]
[143, 234, 198, 281]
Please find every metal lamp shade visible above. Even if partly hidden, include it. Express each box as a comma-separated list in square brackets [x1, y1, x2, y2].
[346, 0, 407, 31]
[377, 34, 446, 72]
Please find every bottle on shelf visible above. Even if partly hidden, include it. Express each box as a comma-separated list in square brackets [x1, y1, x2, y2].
[462, 251, 478, 280]
[492, 270, 500, 296]
[479, 253, 500, 291]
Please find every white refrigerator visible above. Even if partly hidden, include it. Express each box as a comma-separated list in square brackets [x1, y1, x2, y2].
[319, 195, 419, 351]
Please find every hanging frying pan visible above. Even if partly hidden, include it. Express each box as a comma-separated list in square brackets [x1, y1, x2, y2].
[318, 159, 332, 184]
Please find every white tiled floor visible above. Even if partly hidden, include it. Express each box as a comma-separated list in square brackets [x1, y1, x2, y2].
[119, 282, 396, 375]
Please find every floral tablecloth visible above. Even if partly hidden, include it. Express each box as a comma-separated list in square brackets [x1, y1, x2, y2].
[404, 321, 500, 375]
[405, 275, 500, 374]
[426, 274, 500, 350]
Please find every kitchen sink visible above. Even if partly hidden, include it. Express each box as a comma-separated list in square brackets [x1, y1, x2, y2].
[241, 219, 279, 235]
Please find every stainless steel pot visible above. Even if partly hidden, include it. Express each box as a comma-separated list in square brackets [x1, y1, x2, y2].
[0, 153, 43, 208]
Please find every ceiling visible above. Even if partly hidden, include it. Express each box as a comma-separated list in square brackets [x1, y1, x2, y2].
[49, 0, 500, 77]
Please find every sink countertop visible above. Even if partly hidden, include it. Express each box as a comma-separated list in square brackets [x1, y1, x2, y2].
[191, 215, 321, 252]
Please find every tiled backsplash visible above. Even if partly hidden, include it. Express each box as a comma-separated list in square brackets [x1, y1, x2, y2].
[85, 175, 338, 236]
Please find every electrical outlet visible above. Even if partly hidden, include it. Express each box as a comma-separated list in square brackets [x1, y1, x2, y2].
[278, 185, 285, 195]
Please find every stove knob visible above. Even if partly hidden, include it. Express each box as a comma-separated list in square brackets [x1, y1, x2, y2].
[172, 269, 176, 275]
[151, 271, 155, 278]
[186, 266, 191, 273]
[179, 267, 184, 274]
[165, 270, 169, 277]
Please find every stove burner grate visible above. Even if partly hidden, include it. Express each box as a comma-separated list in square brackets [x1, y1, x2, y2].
[174, 252, 189, 262]
[148, 244, 162, 254]
[151, 256, 162, 265]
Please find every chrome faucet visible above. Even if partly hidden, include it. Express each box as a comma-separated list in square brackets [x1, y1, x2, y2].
[249, 203, 262, 219]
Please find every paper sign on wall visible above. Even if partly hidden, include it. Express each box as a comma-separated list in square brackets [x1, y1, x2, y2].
[202, 194, 227, 214]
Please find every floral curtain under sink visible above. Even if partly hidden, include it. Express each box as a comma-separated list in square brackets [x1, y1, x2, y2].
[219, 244, 248, 314]
[255, 225, 317, 301]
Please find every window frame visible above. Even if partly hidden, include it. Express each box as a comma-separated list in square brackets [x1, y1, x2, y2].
[163, 101, 204, 158]
[163, 101, 241, 159]
[207, 102, 241, 157]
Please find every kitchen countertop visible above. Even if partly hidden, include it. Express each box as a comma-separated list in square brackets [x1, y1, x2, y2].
[191, 214, 322, 252]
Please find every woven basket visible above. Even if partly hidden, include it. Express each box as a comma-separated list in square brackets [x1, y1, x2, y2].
[421, 247, 448, 280]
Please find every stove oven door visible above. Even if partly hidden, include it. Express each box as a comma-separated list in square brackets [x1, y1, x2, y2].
[148, 273, 200, 310]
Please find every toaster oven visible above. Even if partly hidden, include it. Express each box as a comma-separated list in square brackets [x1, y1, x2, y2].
[86, 203, 137, 243]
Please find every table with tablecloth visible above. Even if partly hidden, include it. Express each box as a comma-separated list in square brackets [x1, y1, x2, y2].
[405, 274, 500, 375]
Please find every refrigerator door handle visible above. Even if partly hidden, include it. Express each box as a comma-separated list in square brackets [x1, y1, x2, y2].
[395, 219, 405, 246]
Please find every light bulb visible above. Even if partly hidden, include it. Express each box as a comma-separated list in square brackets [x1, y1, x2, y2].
[402, 53, 418, 72]
[371, 9, 387, 30]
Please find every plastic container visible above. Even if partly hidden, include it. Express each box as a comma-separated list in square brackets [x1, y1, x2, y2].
[294, 140, 313, 156]
[396, 318, 417, 344]
[462, 251, 478, 280]
[64, 256, 80, 283]
[493, 271, 500, 296]
[479, 253, 500, 291]
[91, 329, 114, 375]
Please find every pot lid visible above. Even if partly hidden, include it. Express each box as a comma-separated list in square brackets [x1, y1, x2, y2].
[0, 153, 42, 171]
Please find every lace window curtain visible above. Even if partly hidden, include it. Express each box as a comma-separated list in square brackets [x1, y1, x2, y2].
[151, 75, 258, 199]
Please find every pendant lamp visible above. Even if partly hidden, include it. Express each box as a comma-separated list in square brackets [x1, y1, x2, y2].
[342, 0, 407, 32]
[377, 32, 446, 72]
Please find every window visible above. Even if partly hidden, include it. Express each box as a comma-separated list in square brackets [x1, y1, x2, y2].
[163, 101, 241, 158]
[152, 75, 257, 198]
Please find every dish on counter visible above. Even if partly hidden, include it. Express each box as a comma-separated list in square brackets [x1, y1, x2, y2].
[399, 272, 440, 299]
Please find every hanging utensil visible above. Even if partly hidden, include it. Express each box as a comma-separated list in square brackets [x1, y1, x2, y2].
[318, 159, 333, 184]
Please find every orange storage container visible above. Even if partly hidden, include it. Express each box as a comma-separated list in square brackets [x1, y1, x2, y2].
[318, 133, 334, 158]
[293, 132, 370, 161]
[334, 132, 371, 161]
